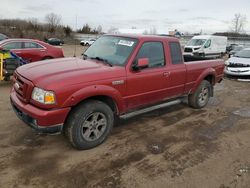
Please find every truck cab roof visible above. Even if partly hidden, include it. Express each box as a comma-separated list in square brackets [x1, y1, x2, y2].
[106, 34, 180, 42]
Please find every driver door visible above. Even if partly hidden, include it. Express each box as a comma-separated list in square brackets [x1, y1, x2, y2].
[125, 41, 168, 109]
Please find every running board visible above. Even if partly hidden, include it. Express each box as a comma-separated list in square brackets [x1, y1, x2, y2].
[120, 99, 182, 119]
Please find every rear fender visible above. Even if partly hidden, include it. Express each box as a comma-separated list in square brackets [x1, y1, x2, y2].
[62, 85, 125, 114]
[190, 68, 216, 94]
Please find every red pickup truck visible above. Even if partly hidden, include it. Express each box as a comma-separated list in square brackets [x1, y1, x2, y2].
[10, 35, 224, 149]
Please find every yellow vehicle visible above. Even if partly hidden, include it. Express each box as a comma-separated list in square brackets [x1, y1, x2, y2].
[0, 49, 25, 81]
[0, 53, 3, 81]
[0, 50, 11, 81]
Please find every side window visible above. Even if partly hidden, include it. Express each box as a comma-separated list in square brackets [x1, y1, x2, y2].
[204, 39, 211, 48]
[3, 42, 22, 50]
[136, 42, 165, 68]
[169, 42, 183, 65]
[24, 42, 43, 49]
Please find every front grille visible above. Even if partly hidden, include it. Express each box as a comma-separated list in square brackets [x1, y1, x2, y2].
[184, 48, 193, 53]
[15, 77, 25, 98]
[228, 63, 250, 68]
[13, 73, 33, 103]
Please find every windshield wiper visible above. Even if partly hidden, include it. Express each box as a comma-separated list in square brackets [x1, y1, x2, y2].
[90, 56, 113, 67]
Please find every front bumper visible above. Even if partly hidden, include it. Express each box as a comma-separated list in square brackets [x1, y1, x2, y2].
[224, 67, 250, 76]
[10, 90, 71, 133]
[183, 52, 194, 57]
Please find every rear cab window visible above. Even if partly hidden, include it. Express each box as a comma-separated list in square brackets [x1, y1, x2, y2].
[169, 42, 183, 65]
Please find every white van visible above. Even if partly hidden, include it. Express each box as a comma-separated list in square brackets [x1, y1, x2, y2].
[184, 35, 227, 59]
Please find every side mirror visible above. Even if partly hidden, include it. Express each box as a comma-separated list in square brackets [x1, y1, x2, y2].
[132, 58, 149, 71]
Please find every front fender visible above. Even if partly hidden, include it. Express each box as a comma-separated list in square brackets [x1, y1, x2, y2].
[62, 85, 126, 113]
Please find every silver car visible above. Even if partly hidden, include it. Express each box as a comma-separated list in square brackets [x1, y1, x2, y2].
[224, 48, 250, 76]
[228, 46, 244, 57]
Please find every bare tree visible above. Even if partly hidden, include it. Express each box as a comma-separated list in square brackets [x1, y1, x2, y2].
[45, 13, 62, 33]
[97, 25, 102, 34]
[80, 24, 91, 33]
[231, 13, 247, 33]
[149, 26, 157, 35]
[27, 18, 40, 32]
[143, 29, 149, 35]
[63, 25, 72, 37]
[107, 26, 118, 34]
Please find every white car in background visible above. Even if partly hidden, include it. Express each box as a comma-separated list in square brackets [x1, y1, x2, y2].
[80, 38, 96, 46]
[184, 35, 227, 59]
[224, 48, 250, 77]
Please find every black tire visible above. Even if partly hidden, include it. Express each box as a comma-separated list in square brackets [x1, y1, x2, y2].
[4, 76, 11, 81]
[64, 100, 114, 150]
[86, 43, 89, 46]
[188, 80, 211, 109]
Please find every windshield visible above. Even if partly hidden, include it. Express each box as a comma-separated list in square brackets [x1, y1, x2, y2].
[233, 46, 243, 51]
[187, 39, 207, 46]
[84, 36, 138, 66]
[235, 49, 250, 58]
[0, 34, 7, 41]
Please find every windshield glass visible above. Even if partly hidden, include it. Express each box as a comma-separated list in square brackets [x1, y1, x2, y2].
[233, 46, 243, 51]
[235, 49, 250, 58]
[84, 36, 138, 66]
[0, 34, 7, 41]
[187, 39, 207, 46]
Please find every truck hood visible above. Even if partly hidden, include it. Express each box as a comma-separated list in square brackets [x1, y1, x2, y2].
[228, 57, 250, 65]
[16, 57, 126, 89]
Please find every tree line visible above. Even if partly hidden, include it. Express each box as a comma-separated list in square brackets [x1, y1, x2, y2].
[0, 12, 248, 40]
[0, 13, 103, 41]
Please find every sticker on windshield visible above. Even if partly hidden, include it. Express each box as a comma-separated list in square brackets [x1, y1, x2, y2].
[118, 40, 134, 47]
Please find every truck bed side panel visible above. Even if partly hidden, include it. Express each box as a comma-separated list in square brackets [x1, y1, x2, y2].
[184, 60, 224, 94]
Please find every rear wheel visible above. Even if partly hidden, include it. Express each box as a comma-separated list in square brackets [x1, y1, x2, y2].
[188, 80, 211, 109]
[64, 100, 114, 150]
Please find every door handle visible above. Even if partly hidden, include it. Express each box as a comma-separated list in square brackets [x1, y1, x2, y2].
[163, 72, 170, 77]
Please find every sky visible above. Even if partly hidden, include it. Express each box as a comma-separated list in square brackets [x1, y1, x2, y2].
[1, 0, 250, 34]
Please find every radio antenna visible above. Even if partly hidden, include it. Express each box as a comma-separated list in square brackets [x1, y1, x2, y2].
[73, 15, 78, 57]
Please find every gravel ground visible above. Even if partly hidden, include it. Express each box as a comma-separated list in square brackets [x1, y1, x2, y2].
[0, 47, 250, 188]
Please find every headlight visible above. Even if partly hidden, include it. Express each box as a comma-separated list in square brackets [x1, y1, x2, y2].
[225, 60, 230, 66]
[31, 87, 56, 104]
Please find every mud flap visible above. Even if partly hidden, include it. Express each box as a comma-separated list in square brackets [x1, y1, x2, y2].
[210, 85, 214, 97]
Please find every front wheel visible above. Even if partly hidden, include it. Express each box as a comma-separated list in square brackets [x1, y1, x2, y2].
[188, 80, 211, 109]
[64, 100, 114, 150]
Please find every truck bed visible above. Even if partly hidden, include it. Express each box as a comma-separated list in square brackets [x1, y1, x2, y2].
[184, 59, 225, 93]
